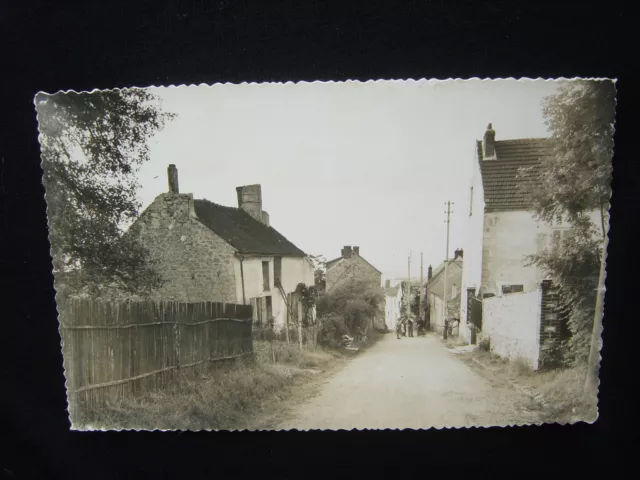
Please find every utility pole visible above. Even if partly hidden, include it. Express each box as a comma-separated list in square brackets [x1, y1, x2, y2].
[407, 251, 411, 317]
[443, 201, 453, 339]
[420, 252, 424, 321]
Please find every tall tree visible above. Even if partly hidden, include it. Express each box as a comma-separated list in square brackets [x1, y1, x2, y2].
[529, 80, 616, 235]
[35, 89, 176, 296]
[521, 80, 616, 405]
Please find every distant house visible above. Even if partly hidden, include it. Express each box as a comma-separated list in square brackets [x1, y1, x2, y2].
[458, 124, 600, 362]
[384, 280, 403, 331]
[426, 250, 463, 334]
[325, 246, 382, 293]
[325, 246, 385, 329]
[126, 164, 315, 329]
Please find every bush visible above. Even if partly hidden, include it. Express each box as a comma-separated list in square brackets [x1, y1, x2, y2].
[316, 278, 385, 339]
[478, 337, 491, 352]
[317, 314, 349, 348]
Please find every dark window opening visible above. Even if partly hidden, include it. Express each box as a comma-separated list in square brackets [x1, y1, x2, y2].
[274, 256, 282, 287]
[502, 284, 524, 295]
[266, 295, 273, 321]
[262, 261, 270, 292]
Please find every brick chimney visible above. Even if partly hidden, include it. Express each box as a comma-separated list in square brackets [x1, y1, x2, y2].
[483, 123, 496, 159]
[353, 246, 360, 256]
[427, 265, 433, 280]
[168, 164, 179, 193]
[454, 249, 463, 260]
[385, 279, 391, 288]
[341, 246, 353, 259]
[261, 211, 270, 227]
[236, 184, 264, 224]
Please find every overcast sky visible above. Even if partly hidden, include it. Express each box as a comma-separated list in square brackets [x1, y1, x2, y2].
[137, 79, 561, 280]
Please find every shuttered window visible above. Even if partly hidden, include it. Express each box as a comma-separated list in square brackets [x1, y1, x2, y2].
[274, 256, 282, 287]
[262, 261, 270, 292]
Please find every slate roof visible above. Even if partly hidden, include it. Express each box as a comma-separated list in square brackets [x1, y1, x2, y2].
[193, 199, 307, 257]
[385, 285, 401, 297]
[325, 255, 383, 274]
[478, 138, 553, 212]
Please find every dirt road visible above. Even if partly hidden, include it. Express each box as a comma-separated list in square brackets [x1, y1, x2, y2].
[277, 333, 544, 430]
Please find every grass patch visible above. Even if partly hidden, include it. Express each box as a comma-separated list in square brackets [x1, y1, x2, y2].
[469, 350, 596, 423]
[444, 335, 469, 348]
[77, 342, 342, 431]
[526, 366, 596, 423]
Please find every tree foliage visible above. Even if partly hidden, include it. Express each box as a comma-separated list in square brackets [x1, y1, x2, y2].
[316, 277, 385, 337]
[524, 80, 616, 232]
[35, 89, 176, 296]
[525, 221, 602, 365]
[308, 254, 326, 292]
[522, 80, 616, 366]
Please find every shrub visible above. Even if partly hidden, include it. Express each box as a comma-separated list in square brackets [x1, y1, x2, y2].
[478, 337, 491, 352]
[316, 277, 385, 339]
[317, 314, 349, 348]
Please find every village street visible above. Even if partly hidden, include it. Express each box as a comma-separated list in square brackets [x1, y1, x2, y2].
[277, 333, 545, 430]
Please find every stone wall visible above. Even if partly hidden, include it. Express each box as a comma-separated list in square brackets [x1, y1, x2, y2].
[482, 289, 542, 370]
[325, 255, 382, 293]
[131, 193, 238, 303]
[538, 280, 567, 368]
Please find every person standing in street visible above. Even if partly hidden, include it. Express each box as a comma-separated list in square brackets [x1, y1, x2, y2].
[408, 317, 414, 337]
[396, 318, 403, 339]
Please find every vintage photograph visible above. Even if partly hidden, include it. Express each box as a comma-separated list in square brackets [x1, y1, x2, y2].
[34, 78, 616, 431]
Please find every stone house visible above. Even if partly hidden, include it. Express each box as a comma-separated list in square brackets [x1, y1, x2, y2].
[127, 164, 315, 329]
[325, 246, 385, 329]
[324, 246, 382, 293]
[458, 124, 600, 346]
[425, 250, 463, 334]
[384, 280, 403, 331]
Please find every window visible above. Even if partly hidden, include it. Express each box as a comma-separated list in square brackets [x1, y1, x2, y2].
[262, 261, 270, 292]
[266, 296, 273, 321]
[469, 186, 474, 216]
[551, 228, 571, 249]
[274, 256, 282, 287]
[502, 284, 524, 295]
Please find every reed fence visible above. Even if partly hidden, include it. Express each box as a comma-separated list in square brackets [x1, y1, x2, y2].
[58, 298, 253, 417]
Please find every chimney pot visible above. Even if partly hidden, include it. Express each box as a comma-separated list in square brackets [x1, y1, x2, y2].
[427, 265, 433, 280]
[454, 249, 463, 260]
[341, 246, 353, 259]
[483, 124, 496, 159]
[168, 164, 179, 193]
[236, 184, 264, 224]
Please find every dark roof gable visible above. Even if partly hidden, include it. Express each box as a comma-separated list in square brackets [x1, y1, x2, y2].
[325, 254, 382, 274]
[193, 199, 306, 257]
[479, 138, 553, 212]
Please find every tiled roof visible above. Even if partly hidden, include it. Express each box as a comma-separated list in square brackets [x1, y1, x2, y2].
[429, 259, 462, 284]
[325, 256, 342, 269]
[479, 138, 553, 212]
[325, 255, 382, 274]
[193, 199, 307, 257]
[385, 285, 400, 297]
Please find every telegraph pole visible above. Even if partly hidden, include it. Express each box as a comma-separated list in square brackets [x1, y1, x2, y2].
[407, 250, 411, 316]
[420, 252, 424, 321]
[443, 201, 453, 339]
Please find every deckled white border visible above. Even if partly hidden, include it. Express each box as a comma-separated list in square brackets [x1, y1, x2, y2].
[35, 77, 616, 432]
[36, 77, 617, 97]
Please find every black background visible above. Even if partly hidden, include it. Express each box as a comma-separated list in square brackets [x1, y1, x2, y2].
[1, 1, 636, 478]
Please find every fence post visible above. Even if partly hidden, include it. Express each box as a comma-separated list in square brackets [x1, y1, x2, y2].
[297, 297, 303, 351]
[285, 294, 291, 345]
[173, 306, 181, 371]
